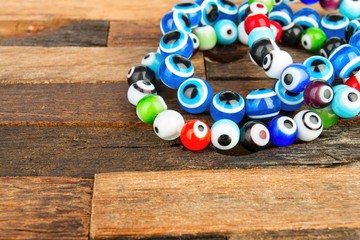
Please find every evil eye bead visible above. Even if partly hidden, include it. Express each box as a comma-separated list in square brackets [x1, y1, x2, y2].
[238, 1, 249, 22]
[293, 110, 323, 142]
[200, 0, 219, 26]
[173, 2, 202, 28]
[273, 80, 305, 111]
[159, 30, 194, 58]
[153, 110, 185, 141]
[331, 85, 360, 118]
[211, 119, 240, 150]
[245, 88, 281, 120]
[216, 0, 238, 22]
[180, 119, 211, 151]
[245, 2, 269, 17]
[320, 13, 350, 39]
[349, 31, 360, 51]
[262, 49, 293, 79]
[310, 105, 339, 128]
[269, 3, 293, 26]
[249, 38, 279, 67]
[345, 19, 360, 42]
[127, 80, 157, 106]
[274, 0, 284, 6]
[339, 0, 360, 20]
[320, 0, 342, 11]
[345, 71, 360, 92]
[240, 121, 270, 152]
[244, 13, 271, 35]
[268, 116, 298, 147]
[303, 56, 335, 84]
[329, 44, 360, 79]
[319, 37, 346, 59]
[177, 78, 213, 114]
[301, 27, 327, 53]
[193, 25, 217, 50]
[214, 19, 238, 45]
[304, 80, 334, 108]
[159, 54, 194, 89]
[160, 10, 192, 34]
[136, 94, 167, 124]
[141, 52, 164, 80]
[280, 63, 311, 93]
[127, 65, 156, 85]
[210, 90, 245, 123]
[248, 26, 275, 49]
[281, 23, 304, 46]
[293, 8, 321, 29]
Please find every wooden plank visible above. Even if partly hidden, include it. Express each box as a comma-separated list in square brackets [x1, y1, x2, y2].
[0, 177, 93, 239]
[90, 169, 360, 239]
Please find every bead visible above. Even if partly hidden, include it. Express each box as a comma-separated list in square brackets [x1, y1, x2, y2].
[210, 90, 245, 123]
[345, 19, 360, 42]
[280, 63, 311, 93]
[127, 80, 157, 106]
[320, 13, 350, 39]
[192, 25, 217, 50]
[304, 79, 334, 108]
[281, 23, 304, 46]
[319, 0, 342, 11]
[319, 37, 346, 59]
[237, 1, 249, 22]
[177, 77, 213, 114]
[249, 38, 279, 67]
[173, 2, 202, 29]
[329, 44, 360, 79]
[331, 85, 360, 118]
[310, 105, 339, 128]
[245, 2, 269, 19]
[160, 10, 191, 34]
[301, 27, 327, 53]
[211, 119, 240, 150]
[293, 8, 321, 29]
[216, 0, 238, 22]
[301, 0, 319, 4]
[349, 31, 360, 51]
[244, 13, 271, 35]
[180, 119, 211, 151]
[303, 56, 335, 84]
[339, 0, 360, 20]
[136, 94, 167, 124]
[238, 21, 250, 45]
[333, 84, 349, 93]
[262, 49, 293, 79]
[214, 19, 238, 45]
[127, 65, 156, 85]
[268, 116, 298, 147]
[248, 0, 274, 12]
[345, 72, 360, 92]
[188, 32, 200, 55]
[240, 121, 270, 152]
[200, 0, 219, 25]
[269, 3, 293, 26]
[245, 88, 281, 120]
[159, 54, 194, 89]
[270, 20, 283, 42]
[273, 80, 305, 111]
[293, 110, 323, 141]
[283, 0, 299, 4]
[159, 30, 194, 59]
[153, 110, 185, 140]
[274, 0, 284, 5]
[141, 52, 164, 80]
[248, 26, 275, 49]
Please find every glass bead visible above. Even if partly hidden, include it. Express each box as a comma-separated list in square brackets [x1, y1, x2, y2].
[293, 110, 323, 141]
[345, 19, 360, 42]
[173, 2, 202, 29]
[304, 79, 334, 108]
[177, 77, 213, 114]
[269, 3, 293, 26]
[270, 20, 283, 42]
[310, 105, 339, 128]
[153, 110, 185, 141]
[160, 10, 192, 34]
[240, 121, 270, 152]
[159, 54, 194, 89]
[273, 80, 305, 111]
[284, 0, 299, 4]
[319, 37, 346, 59]
[301, 27, 327, 53]
[244, 13, 271, 35]
[329, 44, 360, 79]
[127, 80, 157, 106]
[248, 0, 274, 12]
[262, 49, 293, 79]
[141, 52, 164, 81]
[200, 0, 219, 25]
[214, 19, 238, 45]
[349, 31, 360, 51]
[319, 0, 342, 11]
[237, 1, 249, 22]
[281, 23, 304, 46]
[280, 63, 311, 93]
[345, 72, 360, 92]
[245, 88, 281, 120]
[136, 94, 167, 124]
[193, 25, 217, 50]
[248, 26, 275, 48]
[249, 38, 279, 67]
[210, 90, 245, 123]
[339, 0, 360, 20]
[216, 0, 238, 22]
[244, 2, 269, 19]
[320, 13, 350, 39]
[293, 8, 321, 29]
[211, 119, 240, 150]
[159, 30, 194, 59]
[303, 56, 335, 84]
[180, 120, 211, 151]
[300, 0, 319, 4]
[268, 116, 298, 147]
[238, 21, 250, 45]
[331, 85, 360, 118]
[274, 0, 284, 6]
[127, 65, 156, 85]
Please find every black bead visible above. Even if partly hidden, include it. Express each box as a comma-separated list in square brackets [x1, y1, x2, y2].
[319, 37, 346, 59]
[240, 121, 269, 152]
[281, 23, 304, 47]
[249, 38, 277, 67]
[127, 65, 155, 86]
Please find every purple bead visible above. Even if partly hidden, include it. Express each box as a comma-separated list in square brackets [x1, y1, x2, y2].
[319, 0, 342, 11]
[304, 80, 334, 108]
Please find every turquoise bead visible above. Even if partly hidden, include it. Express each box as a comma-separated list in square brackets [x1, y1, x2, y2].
[331, 86, 360, 118]
[214, 19, 238, 45]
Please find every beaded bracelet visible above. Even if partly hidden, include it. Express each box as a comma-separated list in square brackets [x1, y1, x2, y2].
[127, 0, 360, 152]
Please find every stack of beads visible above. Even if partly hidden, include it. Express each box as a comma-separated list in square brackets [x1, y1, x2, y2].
[127, 0, 360, 152]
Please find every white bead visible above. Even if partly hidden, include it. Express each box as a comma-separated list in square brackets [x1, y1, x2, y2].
[293, 110, 323, 142]
[153, 110, 185, 140]
[262, 49, 293, 79]
[211, 119, 240, 150]
[127, 80, 157, 106]
[237, 21, 249, 45]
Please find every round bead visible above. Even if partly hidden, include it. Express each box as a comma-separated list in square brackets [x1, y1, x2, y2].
[211, 119, 240, 150]
[127, 80, 157, 106]
[281, 23, 304, 46]
[270, 20, 283, 42]
[244, 13, 271, 35]
[249, 38, 279, 67]
[310, 105, 339, 128]
[349, 31, 360, 51]
[245, 88, 281, 120]
[268, 3, 293, 26]
[244, 2, 269, 19]
[248, 0, 274, 12]
[293, 110, 323, 142]
[193, 25, 217, 51]
[329, 44, 360, 79]
[173, 2, 202, 29]
[262, 49, 293, 79]
[304, 80, 334, 108]
[216, 0, 238, 21]
[301, 0, 319, 4]
[141, 52, 164, 81]
[159, 54, 194, 89]
[214, 19, 238, 45]
[240, 121, 270, 152]
[180, 120, 211, 151]
[345, 72, 360, 92]
[188, 32, 200, 54]
[177, 78, 213, 114]
[301, 27, 327, 53]
[210, 90, 245, 123]
[345, 19, 360, 42]
[319, 0, 342, 11]
[153, 110, 185, 140]
[160, 10, 192, 34]
[293, 8, 321, 29]
[280, 63, 311, 93]
[237, 1, 249, 22]
[273, 80, 305, 111]
[303, 56, 335, 84]
[320, 13, 350, 39]
[200, 0, 219, 25]
[274, 0, 284, 5]
[159, 30, 194, 59]
[331, 85, 360, 118]
[127, 65, 156, 85]
[238, 21, 250, 45]
[284, 0, 299, 4]
[319, 37, 346, 59]
[136, 94, 167, 124]
[339, 0, 360, 20]
[268, 116, 298, 147]
[248, 26, 275, 49]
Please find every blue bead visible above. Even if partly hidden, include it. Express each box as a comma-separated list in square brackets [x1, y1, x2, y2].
[173, 3, 202, 29]
[293, 8, 321, 29]
[195, 0, 205, 4]
[268, 116, 298, 147]
[303, 56, 335, 84]
[216, 0, 238, 22]
[349, 31, 360, 51]
[269, 3, 293, 26]
[159, 54, 194, 89]
[214, 19, 238, 45]
[273, 80, 304, 111]
[237, 1, 249, 23]
[248, 27, 275, 48]
[160, 11, 192, 34]
[329, 44, 360, 79]
[280, 63, 311, 93]
[200, 0, 220, 26]
[320, 13, 349, 39]
[159, 30, 194, 58]
[300, 0, 319, 4]
[245, 88, 281, 120]
[141, 52, 164, 81]
[210, 90, 245, 123]
[346, 19, 360, 42]
[333, 84, 349, 93]
[177, 78, 213, 114]
[331, 85, 360, 118]
[339, 0, 360, 20]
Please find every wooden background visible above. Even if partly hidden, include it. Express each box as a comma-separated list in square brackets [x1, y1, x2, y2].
[0, 0, 359, 239]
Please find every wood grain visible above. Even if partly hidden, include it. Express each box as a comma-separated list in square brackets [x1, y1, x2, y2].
[0, 177, 93, 239]
[90, 169, 360, 239]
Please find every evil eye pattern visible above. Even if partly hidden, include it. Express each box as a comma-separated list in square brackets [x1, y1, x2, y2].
[245, 88, 281, 120]
[320, 13, 350, 39]
[160, 10, 192, 34]
[268, 116, 298, 147]
[301, 27, 327, 53]
[153, 110, 185, 140]
[127, 65, 156, 85]
[210, 90, 245, 123]
[329, 44, 360, 79]
[177, 78, 213, 114]
[200, 0, 219, 25]
[262, 49, 293, 79]
[293, 110, 323, 142]
[211, 119, 240, 150]
[303, 56, 335, 84]
[273, 80, 304, 111]
[319, 37, 346, 59]
[280, 63, 311, 93]
[304, 80, 334, 108]
[240, 121, 270, 152]
[173, 2, 202, 28]
[249, 38, 278, 66]
[159, 30, 194, 58]
[269, 3, 293, 26]
[180, 119, 211, 151]
[293, 8, 321, 29]
[141, 52, 164, 80]
[245, 2, 269, 18]
[274, 0, 284, 6]
[216, 0, 238, 22]
[332, 85, 360, 118]
[214, 19, 238, 45]
[127, 80, 157, 106]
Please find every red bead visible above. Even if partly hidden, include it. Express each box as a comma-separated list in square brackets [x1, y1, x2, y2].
[244, 13, 271, 35]
[180, 120, 211, 151]
[345, 72, 360, 92]
[270, 20, 283, 42]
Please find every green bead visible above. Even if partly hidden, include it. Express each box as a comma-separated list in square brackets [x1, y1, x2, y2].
[310, 105, 339, 128]
[301, 28, 327, 53]
[248, 0, 273, 12]
[192, 25, 217, 51]
[136, 94, 167, 124]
